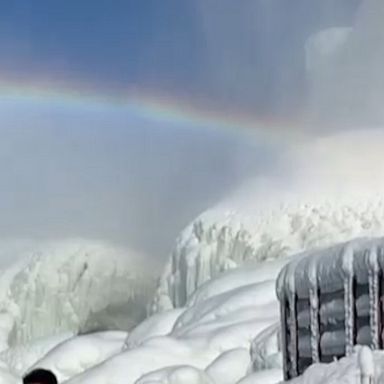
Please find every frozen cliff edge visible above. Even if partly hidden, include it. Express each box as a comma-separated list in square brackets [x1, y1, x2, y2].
[0, 239, 154, 351]
[152, 194, 384, 312]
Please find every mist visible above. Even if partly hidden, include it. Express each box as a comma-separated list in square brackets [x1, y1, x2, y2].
[194, 0, 384, 218]
[0, 99, 281, 264]
[192, 0, 384, 129]
[306, 0, 384, 127]
[194, 0, 360, 118]
[1, 0, 384, 267]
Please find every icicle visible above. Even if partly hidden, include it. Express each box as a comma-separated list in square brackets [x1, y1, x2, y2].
[309, 258, 320, 363]
[368, 248, 379, 350]
[276, 265, 292, 379]
[279, 300, 289, 380]
[288, 268, 298, 377]
[342, 246, 355, 356]
[379, 246, 384, 350]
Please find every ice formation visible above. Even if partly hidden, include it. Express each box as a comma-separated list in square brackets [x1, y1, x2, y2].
[152, 195, 384, 313]
[1, 203, 384, 383]
[59, 257, 283, 384]
[2, 242, 382, 384]
[0, 239, 154, 351]
[0, 2, 382, 383]
[277, 237, 384, 378]
[0, 129, 384, 384]
[143, 126, 384, 383]
[0, 254, 286, 384]
[152, 122, 384, 314]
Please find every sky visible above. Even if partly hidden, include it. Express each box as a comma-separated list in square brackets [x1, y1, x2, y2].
[0, 0, 361, 116]
[0, 95, 281, 261]
[307, 0, 384, 126]
[2, 0, 382, 263]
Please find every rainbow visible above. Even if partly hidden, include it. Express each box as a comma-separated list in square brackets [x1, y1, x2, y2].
[0, 77, 298, 137]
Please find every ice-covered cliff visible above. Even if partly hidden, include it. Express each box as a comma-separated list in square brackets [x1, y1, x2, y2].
[0, 239, 154, 351]
[152, 194, 384, 313]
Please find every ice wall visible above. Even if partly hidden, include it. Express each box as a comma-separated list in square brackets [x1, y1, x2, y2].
[152, 195, 384, 312]
[0, 239, 154, 350]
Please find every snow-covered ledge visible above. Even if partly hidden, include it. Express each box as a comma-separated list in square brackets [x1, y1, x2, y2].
[152, 195, 384, 314]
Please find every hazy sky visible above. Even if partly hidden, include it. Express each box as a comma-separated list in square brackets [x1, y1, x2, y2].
[0, 97, 281, 260]
[0, 0, 361, 116]
[2, 0, 381, 263]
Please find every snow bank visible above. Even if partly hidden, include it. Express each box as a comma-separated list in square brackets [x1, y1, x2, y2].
[0, 359, 18, 384]
[205, 348, 250, 384]
[286, 347, 384, 384]
[27, 331, 127, 382]
[10, 257, 282, 384]
[125, 309, 185, 349]
[2, 236, 384, 384]
[0, 332, 72, 375]
[136, 365, 213, 384]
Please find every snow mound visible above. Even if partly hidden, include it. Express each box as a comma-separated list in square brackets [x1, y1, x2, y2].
[27, 331, 127, 383]
[288, 347, 384, 384]
[18, 257, 285, 384]
[136, 366, 213, 384]
[3, 237, 384, 384]
[0, 359, 18, 384]
[205, 348, 251, 384]
[125, 309, 185, 349]
[0, 333, 72, 376]
[0, 239, 154, 350]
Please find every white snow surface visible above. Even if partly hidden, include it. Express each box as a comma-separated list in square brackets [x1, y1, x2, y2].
[38, 257, 285, 384]
[1, 237, 383, 384]
[1, 243, 382, 384]
[0, 241, 287, 384]
[28, 331, 128, 382]
[288, 347, 384, 384]
[1, 204, 384, 383]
